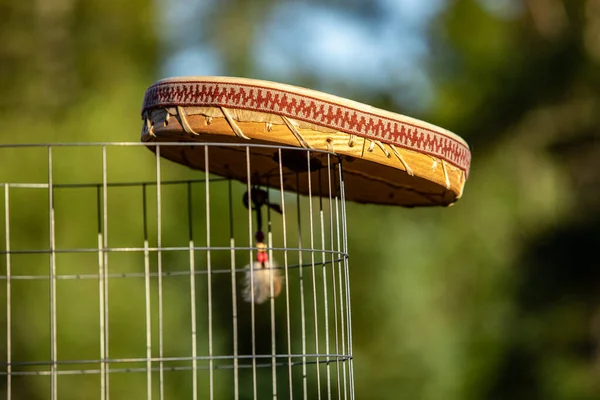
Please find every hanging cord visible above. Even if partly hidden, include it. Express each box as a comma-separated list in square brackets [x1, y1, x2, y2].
[243, 188, 282, 266]
[242, 187, 283, 304]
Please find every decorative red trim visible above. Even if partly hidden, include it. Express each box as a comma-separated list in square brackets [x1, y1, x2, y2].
[142, 80, 471, 174]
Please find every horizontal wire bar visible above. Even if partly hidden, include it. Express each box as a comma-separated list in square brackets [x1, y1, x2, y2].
[1, 354, 352, 368]
[0, 183, 50, 189]
[0, 246, 347, 256]
[0, 256, 348, 281]
[0, 256, 347, 281]
[0, 169, 330, 189]
[0, 356, 352, 376]
[0, 142, 337, 155]
[0, 179, 225, 189]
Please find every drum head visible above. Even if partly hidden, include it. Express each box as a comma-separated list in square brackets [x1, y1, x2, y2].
[141, 76, 471, 207]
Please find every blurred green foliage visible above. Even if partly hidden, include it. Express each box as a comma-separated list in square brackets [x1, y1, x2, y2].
[1, 0, 599, 399]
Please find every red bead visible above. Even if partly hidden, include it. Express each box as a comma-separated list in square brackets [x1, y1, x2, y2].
[257, 252, 269, 263]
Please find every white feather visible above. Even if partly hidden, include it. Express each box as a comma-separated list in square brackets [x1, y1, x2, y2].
[243, 260, 282, 304]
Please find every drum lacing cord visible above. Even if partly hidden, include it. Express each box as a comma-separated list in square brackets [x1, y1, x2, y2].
[348, 134, 357, 147]
[441, 160, 451, 189]
[368, 140, 390, 158]
[176, 106, 200, 135]
[389, 144, 414, 176]
[365, 139, 415, 177]
[142, 111, 155, 137]
[431, 158, 451, 189]
[175, 105, 252, 140]
[456, 169, 465, 198]
[281, 116, 312, 149]
[221, 107, 251, 140]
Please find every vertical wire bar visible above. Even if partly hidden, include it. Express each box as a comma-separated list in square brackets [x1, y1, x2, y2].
[155, 146, 165, 400]
[48, 147, 58, 400]
[187, 182, 198, 400]
[245, 147, 258, 400]
[333, 174, 347, 400]
[323, 154, 332, 400]
[326, 155, 342, 399]
[205, 146, 214, 400]
[306, 151, 322, 399]
[338, 161, 354, 399]
[228, 179, 239, 400]
[97, 185, 106, 399]
[313, 165, 323, 400]
[295, 171, 308, 400]
[277, 149, 294, 400]
[267, 187, 277, 400]
[4, 186, 11, 399]
[102, 146, 110, 399]
[142, 184, 153, 400]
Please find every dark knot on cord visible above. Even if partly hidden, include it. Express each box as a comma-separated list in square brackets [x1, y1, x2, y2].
[243, 187, 282, 214]
[243, 187, 282, 266]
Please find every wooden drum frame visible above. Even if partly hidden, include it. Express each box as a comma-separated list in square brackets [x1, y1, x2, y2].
[141, 76, 471, 207]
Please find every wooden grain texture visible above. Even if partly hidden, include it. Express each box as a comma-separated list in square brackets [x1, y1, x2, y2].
[141, 107, 466, 207]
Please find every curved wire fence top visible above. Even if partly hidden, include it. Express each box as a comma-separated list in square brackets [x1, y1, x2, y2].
[0, 143, 354, 400]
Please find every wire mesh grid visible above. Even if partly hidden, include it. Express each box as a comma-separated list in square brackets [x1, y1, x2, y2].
[0, 142, 353, 399]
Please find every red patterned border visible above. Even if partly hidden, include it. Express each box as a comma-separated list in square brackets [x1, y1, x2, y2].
[142, 79, 471, 174]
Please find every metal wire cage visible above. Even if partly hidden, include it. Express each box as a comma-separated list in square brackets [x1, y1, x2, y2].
[0, 142, 353, 399]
